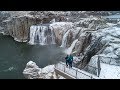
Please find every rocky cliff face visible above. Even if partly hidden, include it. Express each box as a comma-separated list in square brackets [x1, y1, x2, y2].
[0, 11, 41, 42]
[92, 26, 120, 65]
[71, 22, 120, 74]
[2, 16, 42, 42]
[0, 11, 69, 42]
[0, 11, 113, 43]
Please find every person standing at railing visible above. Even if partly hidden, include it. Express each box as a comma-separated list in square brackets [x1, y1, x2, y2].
[65, 55, 69, 67]
[69, 54, 73, 68]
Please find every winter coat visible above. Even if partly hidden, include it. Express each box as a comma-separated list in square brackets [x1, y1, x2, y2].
[65, 56, 69, 61]
[69, 55, 73, 62]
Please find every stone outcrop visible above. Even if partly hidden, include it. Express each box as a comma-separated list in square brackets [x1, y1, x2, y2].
[23, 61, 56, 79]
[23, 61, 41, 79]
[23, 61, 64, 79]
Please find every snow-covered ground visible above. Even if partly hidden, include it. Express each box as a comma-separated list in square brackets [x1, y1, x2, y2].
[99, 63, 120, 79]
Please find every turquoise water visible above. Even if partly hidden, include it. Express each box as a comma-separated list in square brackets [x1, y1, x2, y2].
[0, 34, 65, 79]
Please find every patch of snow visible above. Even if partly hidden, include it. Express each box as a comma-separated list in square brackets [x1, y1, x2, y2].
[50, 22, 73, 29]
[100, 63, 120, 79]
[26, 61, 39, 68]
[107, 23, 117, 26]
[14, 38, 27, 42]
[73, 56, 81, 63]
[110, 43, 120, 48]
[59, 76, 65, 79]
[117, 21, 120, 24]
[105, 52, 118, 58]
[0, 31, 4, 34]
[103, 46, 114, 54]
[89, 55, 98, 68]
[50, 18, 55, 23]
[115, 48, 120, 56]
[41, 65, 54, 74]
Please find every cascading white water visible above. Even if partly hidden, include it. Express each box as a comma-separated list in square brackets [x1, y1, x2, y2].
[65, 39, 78, 55]
[60, 30, 70, 47]
[28, 26, 37, 45]
[28, 25, 56, 45]
[51, 28, 56, 44]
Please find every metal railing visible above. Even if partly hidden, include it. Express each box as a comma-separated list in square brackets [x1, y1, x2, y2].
[84, 55, 101, 77]
[98, 55, 120, 66]
[84, 64, 99, 76]
[84, 55, 120, 77]
[55, 62, 99, 79]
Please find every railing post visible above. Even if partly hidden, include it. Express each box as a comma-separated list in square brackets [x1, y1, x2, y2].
[91, 76, 93, 79]
[76, 69, 78, 79]
[64, 64, 65, 72]
[110, 57, 112, 64]
[97, 56, 101, 77]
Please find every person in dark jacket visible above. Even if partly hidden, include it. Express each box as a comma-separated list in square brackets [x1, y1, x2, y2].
[69, 54, 73, 68]
[65, 55, 69, 67]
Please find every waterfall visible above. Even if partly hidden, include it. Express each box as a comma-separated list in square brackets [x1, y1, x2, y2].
[65, 39, 78, 55]
[28, 26, 37, 45]
[60, 30, 70, 47]
[28, 25, 55, 45]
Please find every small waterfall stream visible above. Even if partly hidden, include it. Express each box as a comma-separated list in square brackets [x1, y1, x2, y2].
[65, 39, 78, 55]
[60, 30, 70, 47]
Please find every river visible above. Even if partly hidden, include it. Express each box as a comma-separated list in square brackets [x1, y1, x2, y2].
[0, 34, 65, 79]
